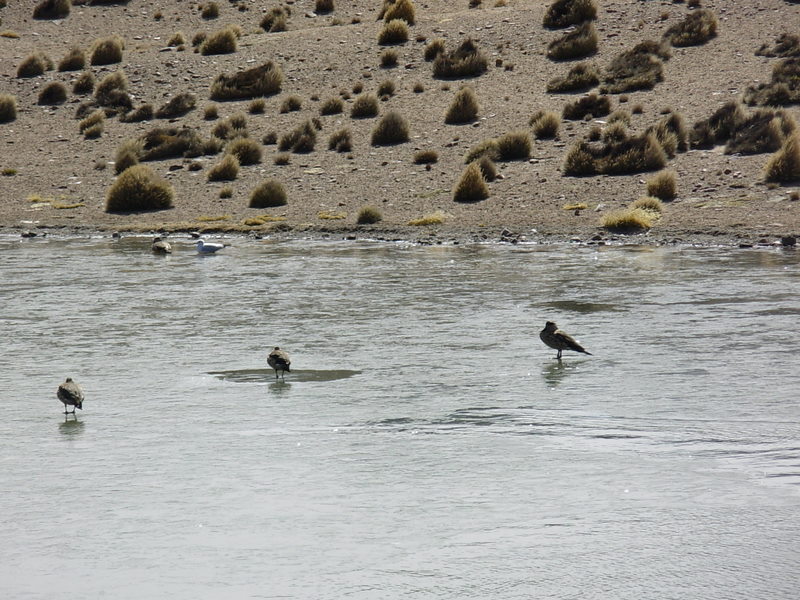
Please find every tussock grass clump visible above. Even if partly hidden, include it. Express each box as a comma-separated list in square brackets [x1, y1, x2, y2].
[563, 132, 667, 176]
[546, 61, 599, 93]
[663, 9, 717, 47]
[380, 0, 415, 24]
[33, 0, 71, 20]
[371, 110, 409, 145]
[114, 139, 143, 174]
[138, 127, 205, 161]
[377, 79, 396, 97]
[756, 33, 800, 58]
[408, 210, 445, 226]
[155, 93, 196, 118]
[279, 120, 317, 153]
[83, 122, 103, 139]
[94, 70, 131, 111]
[79, 109, 104, 134]
[200, 2, 219, 19]
[690, 101, 744, 148]
[477, 155, 497, 181]
[210, 62, 283, 100]
[530, 110, 561, 139]
[58, 47, 85, 71]
[274, 153, 290, 165]
[207, 154, 240, 181]
[433, 39, 488, 79]
[219, 186, 233, 199]
[260, 7, 288, 32]
[320, 97, 344, 115]
[453, 161, 489, 203]
[72, 71, 94, 94]
[90, 36, 124, 66]
[424, 38, 446, 61]
[356, 205, 383, 224]
[315, 0, 334, 14]
[562, 93, 610, 120]
[279, 95, 302, 113]
[608, 109, 632, 126]
[351, 92, 380, 118]
[249, 98, 266, 114]
[547, 21, 598, 61]
[249, 179, 287, 208]
[106, 164, 174, 213]
[168, 32, 186, 47]
[725, 110, 792, 155]
[0, 94, 17, 123]
[120, 103, 154, 123]
[601, 41, 669, 94]
[602, 122, 628, 144]
[328, 128, 352, 152]
[765, 134, 800, 183]
[201, 27, 237, 55]
[543, 0, 597, 29]
[378, 19, 409, 45]
[600, 207, 654, 232]
[17, 52, 52, 78]
[647, 111, 688, 157]
[631, 195, 663, 213]
[38, 81, 68, 105]
[445, 86, 479, 124]
[495, 130, 531, 160]
[464, 138, 499, 163]
[226, 137, 261, 165]
[380, 49, 398, 68]
[413, 149, 438, 164]
[212, 114, 248, 140]
[204, 104, 219, 120]
[743, 57, 800, 107]
[646, 170, 677, 200]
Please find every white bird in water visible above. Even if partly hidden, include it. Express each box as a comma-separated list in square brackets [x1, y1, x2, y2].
[267, 347, 291, 379]
[151, 236, 172, 254]
[540, 321, 592, 360]
[195, 239, 225, 254]
[57, 377, 84, 414]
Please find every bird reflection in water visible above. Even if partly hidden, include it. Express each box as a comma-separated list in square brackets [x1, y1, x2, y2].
[59, 418, 85, 436]
[269, 380, 292, 395]
[542, 360, 585, 388]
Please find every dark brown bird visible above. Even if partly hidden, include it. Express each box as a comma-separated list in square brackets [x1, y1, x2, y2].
[267, 347, 291, 379]
[151, 236, 172, 254]
[540, 321, 592, 360]
[57, 377, 84, 414]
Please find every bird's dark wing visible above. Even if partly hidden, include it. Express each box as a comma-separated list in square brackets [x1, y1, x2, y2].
[556, 331, 591, 354]
[58, 382, 84, 403]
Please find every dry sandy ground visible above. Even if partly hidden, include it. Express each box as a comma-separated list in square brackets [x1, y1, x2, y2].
[0, 0, 799, 245]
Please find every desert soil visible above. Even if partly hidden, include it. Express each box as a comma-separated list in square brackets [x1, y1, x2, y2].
[0, 0, 799, 245]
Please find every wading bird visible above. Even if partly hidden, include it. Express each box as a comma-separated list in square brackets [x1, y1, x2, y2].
[195, 239, 225, 254]
[151, 236, 172, 254]
[267, 347, 291, 379]
[540, 321, 592, 360]
[57, 378, 84, 414]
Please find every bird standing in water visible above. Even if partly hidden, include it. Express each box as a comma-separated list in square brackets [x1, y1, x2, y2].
[540, 321, 592, 360]
[151, 236, 172, 254]
[267, 347, 291, 379]
[195, 239, 225, 254]
[57, 378, 84, 414]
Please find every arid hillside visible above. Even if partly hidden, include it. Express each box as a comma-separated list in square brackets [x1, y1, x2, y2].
[1, 0, 799, 242]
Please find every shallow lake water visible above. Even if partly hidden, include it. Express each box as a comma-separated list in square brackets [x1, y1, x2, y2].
[1, 235, 799, 599]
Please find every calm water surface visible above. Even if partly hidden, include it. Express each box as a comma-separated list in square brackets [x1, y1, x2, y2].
[1, 235, 799, 599]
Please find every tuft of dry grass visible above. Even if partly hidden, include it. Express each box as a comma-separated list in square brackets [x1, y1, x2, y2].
[378, 19, 409, 45]
[371, 110, 410, 146]
[601, 41, 669, 94]
[90, 36, 124, 66]
[350, 94, 378, 118]
[260, 7, 289, 32]
[356, 205, 383, 224]
[120, 103, 154, 123]
[380, 0, 415, 24]
[646, 170, 677, 200]
[408, 210, 446, 226]
[725, 110, 790, 155]
[137, 127, 206, 161]
[200, 2, 219, 19]
[106, 164, 174, 213]
[94, 70, 131, 111]
[38, 81, 68, 105]
[433, 38, 488, 79]
[279, 121, 317, 153]
[756, 33, 800, 59]
[279, 95, 302, 113]
[226, 137, 262, 165]
[58, 47, 85, 72]
[155, 93, 196, 119]
[249, 98, 266, 114]
[413, 149, 438, 164]
[453, 161, 489, 203]
[663, 9, 717, 47]
[765, 134, 800, 183]
[600, 207, 654, 231]
[546, 62, 599, 93]
[464, 138, 499, 163]
[33, 0, 71, 20]
[168, 32, 186, 47]
[380, 49, 398, 68]
[476, 155, 497, 181]
[424, 38, 446, 61]
[72, 71, 95, 94]
[315, 0, 334, 14]
[79, 109, 105, 134]
[201, 26, 237, 55]
[690, 101, 744, 148]
[207, 154, 240, 181]
[17, 52, 52, 78]
[445, 86, 479, 124]
[543, 0, 597, 29]
[647, 111, 688, 157]
[328, 128, 352, 152]
[563, 132, 667, 176]
[562, 93, 610, 120]
[495, 130, 531, 160]
[219, 186, 233, 199]
[631, 195, 663, 213]
[320, 97, 344, 115]
[210, 62, 283, 100]
[530, 110, 560, 139]
[0, 94, 18, 123]
[377, 79, 396, 97]
[114, 139, 143, 174]
[249, 179, 287, 208]
[547, 21, 598, 61]
[318, 211, 346, 220]
[743, 57, 800, 107]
